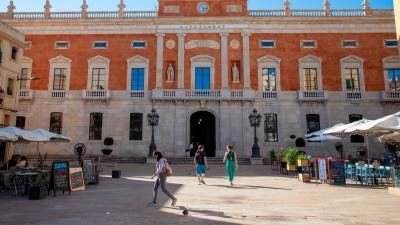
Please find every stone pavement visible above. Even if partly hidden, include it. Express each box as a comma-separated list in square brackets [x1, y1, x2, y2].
[1, 163, 400, 225]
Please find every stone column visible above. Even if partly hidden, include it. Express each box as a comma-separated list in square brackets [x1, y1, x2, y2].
[177, 33, 186, 89]
[156, 33, 165, 89]
[242, 32, 251, 89]
[220, 32, 229, 89]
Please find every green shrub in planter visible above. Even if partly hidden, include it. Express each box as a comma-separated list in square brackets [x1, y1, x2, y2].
[270, 150, 277, 162]
[284, 147, 299, 166]
[102, 137, 114, 156]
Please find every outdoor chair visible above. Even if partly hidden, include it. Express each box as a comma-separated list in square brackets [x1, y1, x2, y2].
[355, 164, 363, 184]
[345, 164, 356, 182]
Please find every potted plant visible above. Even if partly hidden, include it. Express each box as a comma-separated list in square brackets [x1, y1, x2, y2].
[297, 153, 309, 167]
[335, 142, 344, 159]
[102, 137, 114, 156]
[284, 147, 298, 171]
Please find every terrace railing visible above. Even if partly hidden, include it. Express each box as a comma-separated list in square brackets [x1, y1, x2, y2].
[0, 9, 393, 20]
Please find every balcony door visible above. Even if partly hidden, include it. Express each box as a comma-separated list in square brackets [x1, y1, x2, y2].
[195, 67, 211, 90]
[131, 68, 145, 91]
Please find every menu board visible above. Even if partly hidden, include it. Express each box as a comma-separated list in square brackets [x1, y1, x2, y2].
[52, 161, 70, 193]
[318, 159, 327, 181]
[328, 159, 346, 185]
[69, 167, 85, 192]
[83, 160, 95, 184]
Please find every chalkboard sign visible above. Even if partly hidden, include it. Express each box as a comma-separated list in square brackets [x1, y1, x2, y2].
[69, 167, 85, 192]
[328, 159, 346, 185]
[51, 161, 70, 196]
[394, 166, 400, 189]
[83, 160, 95, 184]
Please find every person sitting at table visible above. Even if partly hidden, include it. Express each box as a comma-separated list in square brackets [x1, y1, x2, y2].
[8, 155, 20, 169]
[16, 156, 28, 168]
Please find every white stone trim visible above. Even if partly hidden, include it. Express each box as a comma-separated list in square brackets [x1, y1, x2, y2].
[257, 55, 281, 92]
[177, 33, 186, 89]
[340, 55, 365, 92]
[87, 55, 110, 90]
[21, 57, 33, 90]
[298, 55, 323, 91]
[382, 56, 400, 91]
[126, 55, 149, 91]
[48, 55, 72, 91]
[155, 33, 164, 88]
[220, 32, 229, 89]
[190, 55, 215, 90]
[242, 32, 251, 89]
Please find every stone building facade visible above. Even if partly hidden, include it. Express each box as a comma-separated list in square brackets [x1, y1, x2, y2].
[1, 0, 400, 159]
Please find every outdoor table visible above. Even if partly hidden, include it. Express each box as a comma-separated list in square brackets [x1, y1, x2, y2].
[10, 172, 39, 197]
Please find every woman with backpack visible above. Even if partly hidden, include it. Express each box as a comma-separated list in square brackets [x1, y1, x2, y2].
[194, 145, 208, 185]
[223, 145, 238, 186]
[149, 151, 177, 206]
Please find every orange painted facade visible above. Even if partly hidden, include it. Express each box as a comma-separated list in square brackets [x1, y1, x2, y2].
[24, 32, 398, 92]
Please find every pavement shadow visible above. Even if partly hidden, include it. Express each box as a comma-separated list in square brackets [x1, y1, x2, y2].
[207, 184, 292, 190]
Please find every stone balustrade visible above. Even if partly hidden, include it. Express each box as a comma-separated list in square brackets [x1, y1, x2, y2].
[380, 91, 400, 102]
[0, 9, 393, 20]
[346, 91, 363, 100]
[130, 91, 145, 99]
[51, 90, 66, 99]
[18, 90, 33, 100]
[83, 90, 110, 100]
[262, 91, 278, 100]
[298, 91, 328, 102]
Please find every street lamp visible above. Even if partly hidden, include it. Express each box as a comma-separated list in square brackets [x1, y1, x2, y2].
[249, 108, 262, 158]
[147, 108, 159, 157]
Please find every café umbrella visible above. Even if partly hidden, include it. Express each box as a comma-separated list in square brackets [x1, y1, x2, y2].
[378, 132, 400, 143]
[29, 129, 72, 158]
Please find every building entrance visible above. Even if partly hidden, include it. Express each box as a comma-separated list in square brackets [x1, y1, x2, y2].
[190, 111, 216, 157]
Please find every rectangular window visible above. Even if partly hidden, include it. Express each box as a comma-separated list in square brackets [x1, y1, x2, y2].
[387, 68, 400, 91]
[55, 41, 70, 49]
[4, 115, 10, 126]
[131, 68, 145, 91]
[345, 68, 360, 91]
[20, 68, 28, 90]
[260, 40, 276, 48]
[16, 116, 26, 129]
[91, 68, 106, 90]
[49, 112, 63, 135]
[306, 114, 320, 134]
[301, 40, 316, 48]
[7, 78, 13, 95]
[384, 40, 398, 48]
[89, 113, 103, 140]
[349, 114, 364, 143]
[130, 113, 143, 140]
[11, 47, 18, 60]
[132, 41, 146, 48]
[303, 68, 318, 91]
[53, 68, 67, 90]
[262, 68, 276, 91]
[264, 114, 278, 142]
[342, 40, 358, 48]
[93, 41, 108, 49]
[195, 67, 211, 90]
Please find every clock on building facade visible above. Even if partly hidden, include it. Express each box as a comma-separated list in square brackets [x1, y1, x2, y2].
[197, 2, 209, 14]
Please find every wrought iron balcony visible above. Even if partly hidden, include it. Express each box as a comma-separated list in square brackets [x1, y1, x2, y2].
[298, 91, 328, 102]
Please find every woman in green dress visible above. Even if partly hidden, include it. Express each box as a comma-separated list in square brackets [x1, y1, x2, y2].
[223, 145, 238, 186]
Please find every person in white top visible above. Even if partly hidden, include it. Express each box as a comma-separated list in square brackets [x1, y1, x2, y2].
[149, 151, 177, 206]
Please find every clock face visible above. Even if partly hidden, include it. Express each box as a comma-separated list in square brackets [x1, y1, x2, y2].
[197, 2, 209, 14]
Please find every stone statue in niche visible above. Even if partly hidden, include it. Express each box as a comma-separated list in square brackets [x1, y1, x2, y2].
[166, 63, 175, 82]
[232, 62, 240, 83]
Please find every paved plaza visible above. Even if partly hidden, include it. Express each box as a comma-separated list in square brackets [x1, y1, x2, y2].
[1, 163, 400, 225]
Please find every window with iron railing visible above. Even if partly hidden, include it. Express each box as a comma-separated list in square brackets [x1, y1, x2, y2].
[130, 113, 143, 141]
[264, 114, 278, 142]
[306, 114, 320, 134]
[89, 113, 103, 140]
[50, 112, 63, 135]
[16, 116, 26, 130]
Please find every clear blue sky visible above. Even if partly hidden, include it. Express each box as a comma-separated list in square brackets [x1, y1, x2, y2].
[0, 0, 394, 12]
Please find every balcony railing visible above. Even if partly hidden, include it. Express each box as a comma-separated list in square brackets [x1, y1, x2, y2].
[380, 91, 400, 102]
[0, 9, 392, 20]
[262, 91, 278, 100]
[19, 90, 33, 100]
[230, 90, 244, 98]
[130, 91, 145, 99]
[83, 90, 110, 100]
[346, 91, 362, 100]
[298, 91, 328, 102]
[51, 90, 66, 99]
[185, 90, 221, 98]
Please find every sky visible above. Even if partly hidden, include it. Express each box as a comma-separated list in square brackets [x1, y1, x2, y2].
[0, 0, 394, 12]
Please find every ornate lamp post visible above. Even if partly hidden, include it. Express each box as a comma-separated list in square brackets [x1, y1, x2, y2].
[249, 108, 262, 158]
[147, 108, 159, 157]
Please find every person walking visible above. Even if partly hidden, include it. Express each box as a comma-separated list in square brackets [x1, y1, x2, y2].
[194, 145, 208, 185]
[223, 145, 238, 186]
[149, 151, 177, 206]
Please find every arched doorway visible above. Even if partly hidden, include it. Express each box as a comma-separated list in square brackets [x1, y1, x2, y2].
[190, 111, 216, 157]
